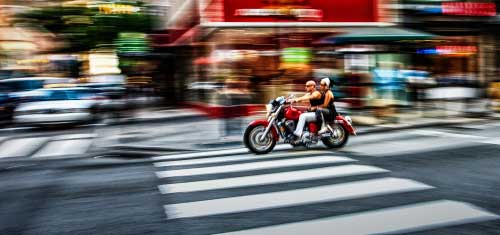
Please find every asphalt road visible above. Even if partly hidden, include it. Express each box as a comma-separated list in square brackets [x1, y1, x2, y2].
[1, 121, 500, 234]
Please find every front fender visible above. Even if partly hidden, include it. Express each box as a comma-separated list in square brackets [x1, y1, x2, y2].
[335, 116, 357, 135]
[247, 120, 280, 141]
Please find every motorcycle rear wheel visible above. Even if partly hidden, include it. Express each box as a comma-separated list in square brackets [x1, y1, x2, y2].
[322, 124, 349, 149]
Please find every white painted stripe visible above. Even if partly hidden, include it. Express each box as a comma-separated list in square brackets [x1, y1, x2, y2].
[411, 129, 487, 140]
[481, 137, 500, 145]
[156, 156, 355, 178]
[164, 177, 433, 219]
[0, 137, 49, 158]
[0, 137, 10, 143]
[153, 148, 249, 161]
[32, 139, 93, 158]
[152, 145, 292, 161]
[457, 124, 489, 130]
[158, 165, 389, 194]
[154, 151, 329, 167]
[0, 127, 34, 132]
[52, 134, 97, 141]
[217, 200, 498, 235]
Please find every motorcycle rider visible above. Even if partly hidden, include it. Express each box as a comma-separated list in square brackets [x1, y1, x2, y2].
[316, 77, 338, 134]
[290, 80, 323, 140]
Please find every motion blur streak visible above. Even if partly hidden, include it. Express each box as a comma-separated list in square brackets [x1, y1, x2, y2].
[0, 0, 500, 235]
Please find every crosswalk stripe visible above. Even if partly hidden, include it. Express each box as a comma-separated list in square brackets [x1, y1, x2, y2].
[156, 156, 355, 178]
[216, 200, 498, 235]
[0, 137, 10, 144]
[32, 139, 93, 158]
[481, 137, 500, 145]
[411, 129, 487, 140]
[154, 151, 331, 167]
[52, 134, 97, 141]
[0, 137, 49, 158]
[164, 177, 433, 219]
[153, 148, 250, 161]
[152, 145, 293, 161]
[158, 164, 389, 194]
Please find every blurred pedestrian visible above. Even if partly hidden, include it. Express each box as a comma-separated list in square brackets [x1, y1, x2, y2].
[219, 79, 252, 136]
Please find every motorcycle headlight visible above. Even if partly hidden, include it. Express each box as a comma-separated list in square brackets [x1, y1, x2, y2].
[265, 104, 272, 118]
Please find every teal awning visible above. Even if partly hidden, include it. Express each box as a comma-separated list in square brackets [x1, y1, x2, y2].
[319, 27, 437, 44]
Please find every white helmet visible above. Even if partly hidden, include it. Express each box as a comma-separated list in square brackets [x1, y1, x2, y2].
[321, 78, 330, 87]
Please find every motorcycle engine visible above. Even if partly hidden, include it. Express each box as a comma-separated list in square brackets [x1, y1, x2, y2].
[285, 120, 295, 133]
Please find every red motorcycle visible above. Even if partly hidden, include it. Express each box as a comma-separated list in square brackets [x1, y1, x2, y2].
[244, 95, 356, 154]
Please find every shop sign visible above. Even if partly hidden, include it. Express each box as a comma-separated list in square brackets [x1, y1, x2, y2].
[442, 2, 496, 16]
[206, 0, 378, 23]
[234, 8, 323, 21]
[98, 3, 140, 14]
[281, 47, 312, 63]
[115, 32, 151, 54]
[417, 46, 477, 55]
[212, 50, 259, 62]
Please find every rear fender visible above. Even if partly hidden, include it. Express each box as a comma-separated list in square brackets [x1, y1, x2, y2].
[248, 120, 280, 141]
[335, 116, 357, 135]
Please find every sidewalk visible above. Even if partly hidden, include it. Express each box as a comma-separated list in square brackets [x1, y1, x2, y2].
[108, 107, 500, 153]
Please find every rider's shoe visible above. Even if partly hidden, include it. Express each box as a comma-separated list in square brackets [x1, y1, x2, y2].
[318, 126, 329, 134]
[290, 135, 302, 145]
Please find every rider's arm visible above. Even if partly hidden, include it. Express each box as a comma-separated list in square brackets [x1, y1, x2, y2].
[293, 92, 312, 103]
[296, 91, 320, 102]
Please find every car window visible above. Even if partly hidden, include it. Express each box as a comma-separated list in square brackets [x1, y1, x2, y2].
[47, 90, 68, 100]
[27, 89, 96, 101]
[2, 80, 44, 92]
[67, 89, 95, 100]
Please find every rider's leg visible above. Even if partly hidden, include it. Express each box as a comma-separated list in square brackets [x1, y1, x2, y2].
[293, 112, 316, 137]
[317, 109, 332, 134]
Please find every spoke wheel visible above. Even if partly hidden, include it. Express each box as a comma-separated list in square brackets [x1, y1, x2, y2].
[244, 125, 276, 154]
[322, 124, 349, 149]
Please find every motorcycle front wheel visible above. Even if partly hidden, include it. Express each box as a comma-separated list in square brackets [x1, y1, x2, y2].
[244, 125, 276, 154]
[322, 124, 349, 149]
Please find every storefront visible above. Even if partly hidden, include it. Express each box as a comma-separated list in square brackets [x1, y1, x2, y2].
[400, 0, 497, 84]
[166, 0, 393, 106]
[397, 0, 497, 116]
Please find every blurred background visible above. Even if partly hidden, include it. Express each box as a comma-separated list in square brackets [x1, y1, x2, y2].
[3, 2, 500, 234]
[0, 0, 499, 135]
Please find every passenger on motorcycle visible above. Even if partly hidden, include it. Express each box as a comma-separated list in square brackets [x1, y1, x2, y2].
[290, 80, 323, 139]
[316, 78, 338, 134]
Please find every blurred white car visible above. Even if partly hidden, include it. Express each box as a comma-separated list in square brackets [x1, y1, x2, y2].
[13, 88, 104, 125]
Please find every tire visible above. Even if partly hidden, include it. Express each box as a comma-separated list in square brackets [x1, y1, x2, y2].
[244, 125, 276, 154]
[322, 124, 349, 149]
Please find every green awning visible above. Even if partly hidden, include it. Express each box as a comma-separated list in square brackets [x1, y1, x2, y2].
[319, 27, 437, 44]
